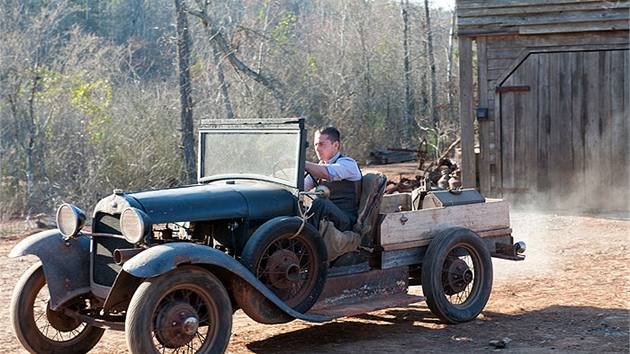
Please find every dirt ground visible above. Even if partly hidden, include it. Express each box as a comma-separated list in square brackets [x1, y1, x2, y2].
[0, 163, 628, 353]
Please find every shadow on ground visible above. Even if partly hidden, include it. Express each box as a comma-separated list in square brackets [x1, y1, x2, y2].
[246, 304, 629, 354]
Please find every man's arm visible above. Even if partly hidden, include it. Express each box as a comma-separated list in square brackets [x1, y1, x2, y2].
[305, 161, 330, 180]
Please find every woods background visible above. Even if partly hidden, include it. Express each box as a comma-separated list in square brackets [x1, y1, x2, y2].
[0, 0, 458, 222]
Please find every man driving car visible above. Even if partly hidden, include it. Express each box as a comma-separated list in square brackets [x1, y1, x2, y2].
[304, 126, 362, 232]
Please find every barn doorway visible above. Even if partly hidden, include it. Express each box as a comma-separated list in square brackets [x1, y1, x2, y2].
[498, 49, 628, 212]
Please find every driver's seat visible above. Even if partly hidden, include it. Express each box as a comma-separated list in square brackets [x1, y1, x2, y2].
[321, 171, 387, 262]
[353, 171, 387, 246]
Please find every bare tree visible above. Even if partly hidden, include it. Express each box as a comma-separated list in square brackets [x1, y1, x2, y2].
[446, 8, 457, 123]
[175, 0, 197, 184]
[424, 0, 439, 125]
[211, 40, 235, 119]
[186, 1, 303, 116]
[402, 0, 412, 145]
[2, 3, 75, 219]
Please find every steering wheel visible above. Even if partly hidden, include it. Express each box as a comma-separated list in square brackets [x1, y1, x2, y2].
[304, 170, 319, 187]
[303, 170, 320, 203]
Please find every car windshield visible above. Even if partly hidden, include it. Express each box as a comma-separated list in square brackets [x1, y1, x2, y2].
[198, 119, 305, 189]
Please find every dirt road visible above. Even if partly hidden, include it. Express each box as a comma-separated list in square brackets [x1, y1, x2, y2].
[1, 167, 628, 354]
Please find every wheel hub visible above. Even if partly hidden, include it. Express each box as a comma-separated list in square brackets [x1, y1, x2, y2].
[444, 258, 473, 295]
[155, 302, 200, 348]
[46, 301, 82, 332]
[267, 250, 301, 289]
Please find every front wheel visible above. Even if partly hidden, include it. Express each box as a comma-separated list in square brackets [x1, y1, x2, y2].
[240, 216, 327, 313]
[421, 227, 493, 323]
[10, 262, 105, 354]
[125, 266, 233, 354]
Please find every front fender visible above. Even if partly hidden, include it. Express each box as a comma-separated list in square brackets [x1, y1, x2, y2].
[119, 243, 329, 323]
[9, 229, 91, 310]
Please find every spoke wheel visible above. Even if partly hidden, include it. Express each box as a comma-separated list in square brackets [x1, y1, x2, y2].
[10, 262, 105, 354]
[421, 227, 493, 323]
[241, 217, 327, 313]
[125, 267, 232, 354]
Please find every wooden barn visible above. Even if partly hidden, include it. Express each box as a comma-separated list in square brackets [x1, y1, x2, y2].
[456, 0, 629, 212]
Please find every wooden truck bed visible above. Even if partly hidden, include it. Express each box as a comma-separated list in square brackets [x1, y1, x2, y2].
[374, 192, 513, 269]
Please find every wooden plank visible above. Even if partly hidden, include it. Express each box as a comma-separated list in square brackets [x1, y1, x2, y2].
[615, 49, 630, 210]
[495, 42, 629, 88]
[380, 247, 425, 269]
[380, 240, 431, 252]
[458, 1, 628, 17]
[459, 26, 519, 37]
[518, 20, 629, 34]
[478, 32, 629, 51]
[497, 53, 538, 200]
[499, 71, 516, 193]
[492, 95, 502, 196]
[556, 52, 575, 204]
[486, 46, 525, 60]
[514, 55, 537, 201]
[478, 227, 513, 238]
[379, 227, 513, 252]
[457, 1, 629, 34]
[570, 52, 587, 207]
[488, 68, 507, 82]
[459, 9, 628, 27]
[488, 58, 518, 71]
[377, 200, 510, 246]
[536, 53, 551, 203]
[477, 36, 492, 196]
[583, 51, 603, 209]
[600, 51, 615, 209]
[457, 0, 615, 11]
[459, 37, 476, 188]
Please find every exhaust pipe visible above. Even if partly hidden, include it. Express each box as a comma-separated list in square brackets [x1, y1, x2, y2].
[494, 241, 526, 260]
[113, 248, 144, 265]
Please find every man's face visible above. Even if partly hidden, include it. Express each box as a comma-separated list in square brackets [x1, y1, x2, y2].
[314, 132, 339, 163]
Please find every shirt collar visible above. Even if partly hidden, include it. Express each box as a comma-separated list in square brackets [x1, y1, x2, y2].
[323, 152, 341, 164]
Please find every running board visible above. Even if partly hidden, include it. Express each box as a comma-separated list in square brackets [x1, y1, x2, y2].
[306, 265, 425, 319]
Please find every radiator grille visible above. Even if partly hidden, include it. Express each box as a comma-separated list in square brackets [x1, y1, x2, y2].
[92, 213, 132, 287]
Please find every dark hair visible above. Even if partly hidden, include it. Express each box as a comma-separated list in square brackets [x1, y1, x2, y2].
[317, 126, 340, 143]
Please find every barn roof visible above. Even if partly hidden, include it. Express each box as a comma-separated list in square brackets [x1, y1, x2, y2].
[456, 0, 630, 36]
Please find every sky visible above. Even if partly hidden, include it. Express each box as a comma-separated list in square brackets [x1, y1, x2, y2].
[431, 0, 455, 10]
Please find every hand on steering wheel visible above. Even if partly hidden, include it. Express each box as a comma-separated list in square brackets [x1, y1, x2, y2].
[305, 170, 319, 187]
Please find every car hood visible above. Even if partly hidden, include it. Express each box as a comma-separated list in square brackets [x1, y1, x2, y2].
[117, 180, 298, 224]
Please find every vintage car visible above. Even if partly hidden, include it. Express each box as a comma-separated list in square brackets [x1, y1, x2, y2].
[10, 118, 525, 354]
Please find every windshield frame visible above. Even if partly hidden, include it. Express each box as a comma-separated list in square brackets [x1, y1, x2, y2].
[197, 118, 307, 191]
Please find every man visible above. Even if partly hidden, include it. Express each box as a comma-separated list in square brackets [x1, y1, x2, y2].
[304, 126, 362, 232]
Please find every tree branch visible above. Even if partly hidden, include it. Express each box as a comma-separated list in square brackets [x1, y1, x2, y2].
[186, 7, 302, 116]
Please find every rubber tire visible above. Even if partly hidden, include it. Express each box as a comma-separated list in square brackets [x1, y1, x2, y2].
[10, 262, 105, 354]
[125, 266, 232, 354]
[241, 216, 327, 313]
[421, 227, 493, 324]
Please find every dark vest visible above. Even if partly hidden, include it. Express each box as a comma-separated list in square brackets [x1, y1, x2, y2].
[321, 154, 362, 218]
[322, 179, 360, 217]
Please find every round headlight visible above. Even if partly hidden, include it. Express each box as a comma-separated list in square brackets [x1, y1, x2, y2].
[56, 204, 87, 237]
[120, 207, 152, 244]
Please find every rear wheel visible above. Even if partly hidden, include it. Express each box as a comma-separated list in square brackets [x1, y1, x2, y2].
[241, 216, 327, 313]
[125, 267, 232, 354]
[10, 262, 105, 354]
[421, 227, 493, 323]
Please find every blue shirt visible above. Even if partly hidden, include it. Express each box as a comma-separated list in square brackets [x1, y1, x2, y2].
[304, 152, 362, 191]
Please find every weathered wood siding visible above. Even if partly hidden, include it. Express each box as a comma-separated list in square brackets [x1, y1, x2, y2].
[456, 0, 629, 211]
[497, 49, 628, 210]
[457, 0, 629, 36]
